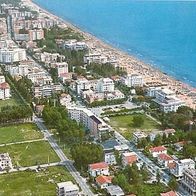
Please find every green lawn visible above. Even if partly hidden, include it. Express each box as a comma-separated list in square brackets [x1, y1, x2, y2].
[0, 166, 74, 196]
[0, 123, 43, 144]
[0, 141, 60, 167]
[0, 97, 22, 109]
[109, 114, 160, 139]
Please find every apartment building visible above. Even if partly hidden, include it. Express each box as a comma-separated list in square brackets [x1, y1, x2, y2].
[147, 87, 185, 113]
[67, 107, 109, 139]
[122, 152, 138, 167]
[0, 48, 26, 63]
[5, 64, 29, 76]
[56, 181, 79, 196]
[28, 29, 44, 41]
[181, 168, 196, 196]
[121, 74, 143, 87]
[171, 159, 195, 180]
[0, 153, 13, 171]
[96, 78, 115, 93]
[84, 53, 108, 64]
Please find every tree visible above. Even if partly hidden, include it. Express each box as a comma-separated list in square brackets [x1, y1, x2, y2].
[183, 144, 196, 158]
[132, 115, 144, 127]
[168, 177, 178, 190]
[70, 143, 104, 171]
[153, 135, 162, 146]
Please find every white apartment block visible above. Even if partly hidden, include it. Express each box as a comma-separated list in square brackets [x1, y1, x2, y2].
[121, 74, 143, 87]
[36, 52, 65, 64]
[57, 181, 79, 196]
[5, 64, 29, 77]
[0, 153, 13, 171]
[171, 159, 195, 179]
[84, 53, 108, 64]
[61, 39, 88, 51]
[60, 93, 72, 108]
[181, 168, 196, 196]
[96, 78, 115, 93]
[67, 107, 109, 138]
[55, 62, 69, 77]
[0, 48, 26, 63]
[75, 78, 90, 95]
[148, 87, 185, 113]
[88, 162, 109, 177]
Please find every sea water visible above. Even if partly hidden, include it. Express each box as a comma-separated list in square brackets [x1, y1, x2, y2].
[34, 0, 196, 87]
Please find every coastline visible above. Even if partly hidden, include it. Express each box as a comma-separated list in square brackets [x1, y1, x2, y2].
[26, 0, 196, 109]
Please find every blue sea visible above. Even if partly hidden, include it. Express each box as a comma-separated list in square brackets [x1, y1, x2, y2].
[34, 0, 196, 87]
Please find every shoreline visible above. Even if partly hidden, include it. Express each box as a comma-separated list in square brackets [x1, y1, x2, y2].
[25, 0, 196, 109]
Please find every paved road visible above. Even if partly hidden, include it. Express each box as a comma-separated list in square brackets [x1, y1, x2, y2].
[34, 116, 94, 196]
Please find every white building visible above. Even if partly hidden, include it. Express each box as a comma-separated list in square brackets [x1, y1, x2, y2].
[96, 78, 115, 93]
[171, 159, 195, 179]
[55, 62, 69, 77]
[61, 39, 88, 51]
[75, 78, 90, 95]
[5, 64, 29, 77]
[149, 146, 167, 158]
[181, 168, 196, 196]
[67, 107, 109, 139]
[88, 162, 109, 177]
[148, 88, 185, 113]
[0, 153, 13, 171]
[157, 153, 174, 168]
[133, 131, 148, 144]
[96, 175, 113, 189]
[59, 93, 72, 108]
[84, 53, 108, 64]
[0, 48, 26, 63]
[121, 74, 143, 87]
[56, 181, 79, 196]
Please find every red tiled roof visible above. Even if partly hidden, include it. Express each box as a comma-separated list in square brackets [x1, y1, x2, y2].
[160, 191, 176, 196]
[89, 162, 108, 170]
[168, 162, 176, 169]
[125, 155, 137, 164]
[96, 175, 112, 185]
[149, 146, 167, 153]
[158, 153, 173, 161]
[0, 82, 10, 89]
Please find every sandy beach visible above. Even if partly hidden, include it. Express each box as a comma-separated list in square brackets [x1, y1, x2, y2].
[24, 0, 196, 109]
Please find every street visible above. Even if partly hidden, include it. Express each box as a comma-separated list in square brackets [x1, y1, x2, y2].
[34, 116, 94, 196]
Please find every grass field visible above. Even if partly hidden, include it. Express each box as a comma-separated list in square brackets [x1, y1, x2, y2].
[0, 97, 23, 109]
[0, 141, 60, 167]
[109, 114, 160, 139]
[0, 166, 74, 196]
[0, 123, 43, 144]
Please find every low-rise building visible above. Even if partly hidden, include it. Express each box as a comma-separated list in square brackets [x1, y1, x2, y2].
[106, 185, 125, 196]
[61, 39, 88, 51]
[133, 131, 148, 144]
[88, 162, 109, 177]
[0, 153, 13, 171]
[157, 153, 174, 168]
[149, 146, 167, 158]
[0, 82, 11, 100]
[122, 152, 137, 167]
[59, 93, 72, 108]
[96, 175, 113, 189]
[56, 181, 79, 196]
[181, 168, 196, 196]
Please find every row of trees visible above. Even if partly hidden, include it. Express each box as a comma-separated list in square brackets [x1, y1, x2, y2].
[88, 98, 126, 107]
[86, 63, 126, 78]
[42, 106, 85, 145]
[0, 105, 32, 124]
